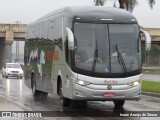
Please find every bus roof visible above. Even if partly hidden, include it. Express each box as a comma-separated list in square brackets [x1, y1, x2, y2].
[26, 6, 138, 39]
[37, 6, 137, 24]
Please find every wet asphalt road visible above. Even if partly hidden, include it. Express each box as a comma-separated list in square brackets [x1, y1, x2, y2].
[142, 74, 160, 82]
[0, 74, 159, 120]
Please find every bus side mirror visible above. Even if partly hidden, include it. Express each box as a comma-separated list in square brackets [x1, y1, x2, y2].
[140, 29, 151, 51]
[66, 27, 74, 50]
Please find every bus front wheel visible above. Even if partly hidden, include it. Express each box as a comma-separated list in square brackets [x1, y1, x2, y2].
[113, 100, 125, 108]
[59, 83, 71, 107]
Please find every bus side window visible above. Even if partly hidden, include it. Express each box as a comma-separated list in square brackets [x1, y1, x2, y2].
[65, 38, 71, 67]
[65, 39, 68, 62]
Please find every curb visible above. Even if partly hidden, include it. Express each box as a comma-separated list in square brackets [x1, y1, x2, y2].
[141, 91, 160, 98]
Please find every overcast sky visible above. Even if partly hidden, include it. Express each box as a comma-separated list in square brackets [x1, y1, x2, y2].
[0, 0, 159, 28]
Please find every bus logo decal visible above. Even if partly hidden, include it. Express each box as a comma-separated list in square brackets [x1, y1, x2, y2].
[53, 51, 59, 61]
[107, 85, 112, 90]
[105, 66, 110, 73]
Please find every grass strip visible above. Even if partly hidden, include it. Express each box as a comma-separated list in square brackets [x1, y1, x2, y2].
[142, 80, 160, 94]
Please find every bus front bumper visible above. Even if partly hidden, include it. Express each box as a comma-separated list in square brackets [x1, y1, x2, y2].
[71, 83, 141, 101]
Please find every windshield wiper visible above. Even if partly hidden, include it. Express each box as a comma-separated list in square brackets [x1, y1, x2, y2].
[92, 39, 98, 74]
[116, 44, 127, 75]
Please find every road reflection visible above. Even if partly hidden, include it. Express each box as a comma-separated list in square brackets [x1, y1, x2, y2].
[6, 79, 10, 96]
[4, 77, 24, 98]
[19, 79, 23, 98]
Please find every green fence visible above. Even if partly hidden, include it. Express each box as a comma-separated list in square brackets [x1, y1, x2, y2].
[142, 44, 160, 72]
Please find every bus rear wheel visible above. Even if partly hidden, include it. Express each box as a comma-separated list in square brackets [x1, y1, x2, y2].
[31, 75, 48, 101]
[59, 83, 71, 107]
[113, 100, 125, 108]
[31, 75, 41, 97]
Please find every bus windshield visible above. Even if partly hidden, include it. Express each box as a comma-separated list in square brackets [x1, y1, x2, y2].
[74, 23, 141, 76]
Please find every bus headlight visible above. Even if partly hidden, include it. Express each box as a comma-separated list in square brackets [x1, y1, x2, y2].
[74, 79, 90, 86]
[128, 81, 141, 87]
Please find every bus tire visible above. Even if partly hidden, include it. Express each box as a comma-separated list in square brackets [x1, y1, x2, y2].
[31, 75, 40, 98]
[113, 100, 125, 108]
[59, 83, 71, 107]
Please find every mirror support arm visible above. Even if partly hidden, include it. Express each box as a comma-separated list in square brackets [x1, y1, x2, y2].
[140, 29, 151, 51]
[66, 27, 74, 50]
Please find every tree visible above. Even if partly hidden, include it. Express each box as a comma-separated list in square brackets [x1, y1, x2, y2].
[94, 0, 105, 6]
[94, 0, 156, 12]
[146, 0, 156, 9]
[120, 0, 138, 12]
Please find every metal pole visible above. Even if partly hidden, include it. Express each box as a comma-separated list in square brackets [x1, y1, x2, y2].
[148, 51, 149, 66]
[15, 21, 21, 62]
[159, 44, 160, 70]
[16, 41, 19, 61]
[145, 47, 146, 66]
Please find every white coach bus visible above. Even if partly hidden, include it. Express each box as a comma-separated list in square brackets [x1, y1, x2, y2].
[24, 6, 151, 107]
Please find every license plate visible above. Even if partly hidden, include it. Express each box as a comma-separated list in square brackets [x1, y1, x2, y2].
[103, 92, 115, 98]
